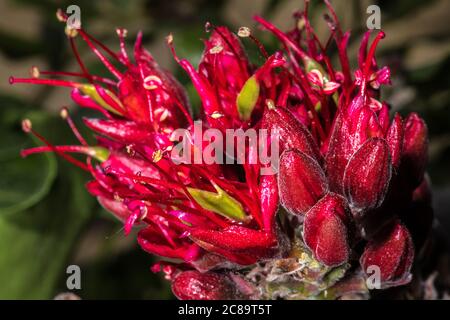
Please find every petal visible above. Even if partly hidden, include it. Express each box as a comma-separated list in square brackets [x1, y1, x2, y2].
[83, 118, 153, 143]
[322, 81, 341, 94]
[307, 69, 324, 87]
[190, 225, 275, 252]
[259, 173, 279, 232]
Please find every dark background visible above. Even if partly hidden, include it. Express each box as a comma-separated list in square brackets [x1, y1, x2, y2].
[0, 0, 449, 299]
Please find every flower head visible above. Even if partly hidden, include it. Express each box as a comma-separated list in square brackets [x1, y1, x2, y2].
[12, 1, 432, 299]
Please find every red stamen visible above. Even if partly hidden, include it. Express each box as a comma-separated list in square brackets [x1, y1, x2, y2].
[40, 70, 116, 86]
[79, 29, 123, 64]
[60, 107, 88, 146]
[9, 76, 81, 88]
[21, 122, 89, 171]
[116, 28, 132, 66]
[79, 31, 123, 80]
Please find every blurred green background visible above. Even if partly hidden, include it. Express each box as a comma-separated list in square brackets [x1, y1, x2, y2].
[0, 0, 449, 299]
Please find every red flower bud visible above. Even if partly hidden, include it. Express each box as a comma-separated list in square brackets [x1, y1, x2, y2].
[360, 221, 414, 286]
[303, 193, 351, 267]
[261, 107, 320, 160]
[401, 113, 428, 188]
[386, 113, 404, 170]
[343, 138, 392, 210]
[278, 149, 327, 215]
[326, 107, 384, 193]
[172, 271, 238, 300]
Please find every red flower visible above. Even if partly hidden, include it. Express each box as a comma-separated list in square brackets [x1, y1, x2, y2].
[12, 2, 432, 299]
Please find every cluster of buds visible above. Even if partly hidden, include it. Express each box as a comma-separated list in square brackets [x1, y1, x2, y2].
[11, 1, 432, 299]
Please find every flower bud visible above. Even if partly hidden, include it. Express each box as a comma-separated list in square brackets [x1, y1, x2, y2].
[171, 271, 238, 300]
[360, 221, 414, 287]
[386, 113, 403, 170]
[261, 107, 320, 161]
[401, 113, 428, 188]
[278, 149, 327, 215]
[343, 138, 392, 210]
[303, 193, 351, 267]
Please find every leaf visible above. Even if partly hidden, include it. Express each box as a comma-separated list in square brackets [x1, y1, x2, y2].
[236, 75, 260, 121]
[0, 104, 57, 215]
[187, 183, 247, 222]
[0, 165, 95, 299]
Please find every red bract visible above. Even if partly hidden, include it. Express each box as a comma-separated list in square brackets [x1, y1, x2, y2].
[13, 2, 432, 300]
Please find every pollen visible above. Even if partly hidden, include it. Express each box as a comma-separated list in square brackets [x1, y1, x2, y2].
[209, 45, 223, 54]
[65, 26, 78, 38]
[152, 149, 163, 163]
[56, 9, 66, 22]
[30, 66, 40, 79]
[116, 28, 128, 38]
[237, 27, 251, 38]
[210, 111, 224, 119]
[265, 99, 275, 110]
[60, 107, 69, 119]
[166, 33, 174, 45]
[21, 119, 32, 133]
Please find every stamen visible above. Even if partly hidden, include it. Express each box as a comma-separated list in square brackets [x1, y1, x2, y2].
[69, 37, 92, 81]
[21, 119, 89, 171]
[39, 70, 116, 86]
[78, 31, 123, 80]
[60, 107, 88, 146]
[116, 28, 131, 65]
[9, 76, 81, 88]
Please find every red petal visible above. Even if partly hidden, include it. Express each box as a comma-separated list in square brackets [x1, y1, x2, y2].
[190, 225, 275, 252]
[83, 118, 153, 143]
[138, 226, 201, 261]
[259, 173, 279, 232]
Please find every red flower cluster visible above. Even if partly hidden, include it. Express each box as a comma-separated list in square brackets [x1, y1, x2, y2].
[11, 2, 432, 299]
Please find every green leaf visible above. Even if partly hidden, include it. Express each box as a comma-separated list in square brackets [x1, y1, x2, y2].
[0, 107, 57, 215]
[187, 183, 247, 222]
[0, 167, 95, 299]
[236, 75, 260, 121]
